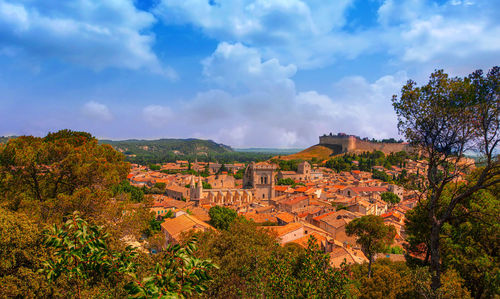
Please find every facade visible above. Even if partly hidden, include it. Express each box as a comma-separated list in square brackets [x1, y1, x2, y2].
[189, 176, 254, 205]
[243, 161, 277, 201]
[277, 161, 312, 181]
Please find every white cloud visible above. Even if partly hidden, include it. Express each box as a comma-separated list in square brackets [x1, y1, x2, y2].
[143, 105, 173, 127]
[82, 101, 113, 121]
[0, 0, 176, 79]
[142, 43, 407, 147]
[154, 0, 499, 71]
[155, 0, 368, 68]
[202, 42, 296, 91]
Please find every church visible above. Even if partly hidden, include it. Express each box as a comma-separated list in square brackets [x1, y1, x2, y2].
[189, 161, 278, 205]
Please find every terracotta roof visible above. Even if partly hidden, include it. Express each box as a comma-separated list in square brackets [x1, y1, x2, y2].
[161, 214, 213, 241]
[270, 222, 303, 237]
[276, 212, 295, 223]
[282, 196, 309, 206]
[288, 232, 326, 248]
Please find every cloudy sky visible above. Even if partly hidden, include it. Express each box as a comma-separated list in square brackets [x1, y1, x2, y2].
[0, 0, 499, 147]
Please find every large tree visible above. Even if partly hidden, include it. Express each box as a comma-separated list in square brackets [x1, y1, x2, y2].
[392, 67, 499, 292]
[0, 129, 129, 220]
[346, 215, 396, 278]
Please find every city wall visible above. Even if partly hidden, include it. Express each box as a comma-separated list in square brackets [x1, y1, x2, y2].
[319, 135, 409, 154]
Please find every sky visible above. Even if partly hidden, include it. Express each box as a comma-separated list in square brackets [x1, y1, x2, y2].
[0, 0, 499, 148]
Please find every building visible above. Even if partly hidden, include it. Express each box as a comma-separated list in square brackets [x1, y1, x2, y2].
[165, 185, 189, 201]
[279, 196, 310, 213]
[277, 161, 312, 181]
[243, 161, 277, 200]
[189, 176, 254, 205]
[160, 214, 214, 245]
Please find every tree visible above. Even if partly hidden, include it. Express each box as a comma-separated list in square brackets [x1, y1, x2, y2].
[41, 211, 138, 298]
[0, 207, 53, 298]
[148, 164, 161, 171]
[125, 237, 217, 298]
[277, 178, 295, 185]
[380, 192, 400, 205]
[192, 219, 352, 298]
[346, 215, 396, 278]
[208, 206, 237, 230]
[0, 130, 129, 208]
[405, 181, 500, 298]
[392, 67, 499, 291]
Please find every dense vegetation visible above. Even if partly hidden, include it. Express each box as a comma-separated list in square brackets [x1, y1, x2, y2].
[101, 138, 275, 164]
[325, 150, 413, 173]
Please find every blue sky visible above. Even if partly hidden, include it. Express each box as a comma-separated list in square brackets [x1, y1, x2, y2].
[0, 0, 499, 147]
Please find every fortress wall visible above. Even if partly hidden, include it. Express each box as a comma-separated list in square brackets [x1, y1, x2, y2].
[319, 136, 352, 152]
[353, 139, 408, 154]
[319, 135, 409, 154]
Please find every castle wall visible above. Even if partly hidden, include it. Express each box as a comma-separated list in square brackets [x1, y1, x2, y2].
[319, 135, 409, 154]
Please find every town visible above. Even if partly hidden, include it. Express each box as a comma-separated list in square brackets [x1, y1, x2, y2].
[127, 133, 461, 267]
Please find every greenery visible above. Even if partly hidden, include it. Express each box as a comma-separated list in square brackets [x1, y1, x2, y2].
[208, 206, 238, 230]
[325, 150, 413, 173]
[191, 219, 353, 298]
[392, 67, 499, 292]
[101, 138, 274, 164]
[405, 183, 500, 298]
[277, 178, 295, 185]
[271, 159, 302, 171]
[41, 211, 137, 298]
[148, 164, 161, 171]
[346, 215, 396, 278]
[380, 192, 400, 205]
[112, 180, 144, 202]
[125, 237, 217, 298]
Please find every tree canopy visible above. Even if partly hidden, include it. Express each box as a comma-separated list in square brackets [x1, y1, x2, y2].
[346, 215, 396, 278]
[392, 67, 499, 292]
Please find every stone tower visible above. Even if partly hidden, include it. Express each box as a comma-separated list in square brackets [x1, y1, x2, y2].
[243, 161, 277, 200]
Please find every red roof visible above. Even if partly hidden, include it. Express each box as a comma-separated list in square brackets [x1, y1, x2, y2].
[282, 196, 309, 206]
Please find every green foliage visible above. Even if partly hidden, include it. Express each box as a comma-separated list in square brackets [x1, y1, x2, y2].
[153, 182, 166, 190]
[192, 220, 353, 298]
[112, 180, 144, 202]
[125, 237, 217, 298]
[233, 168, 245, 179]
[0, 129, 129, 204]
[202, 181, 212, 189]
[208, 206, 237, 230]
[277, 178, 295, 185]
[346, 215, 396, 278]
[144, 217, 164, 238]
[325, 150, 413, 174]
[148, 164, 161, 171]
[272, 159, 302, 171]
[101, 138, 273, 164]
[41, 211, 138, 297]
[380, 192, 400, 205]
[372, 169, 391, 182]
[0, 207, 52, 298]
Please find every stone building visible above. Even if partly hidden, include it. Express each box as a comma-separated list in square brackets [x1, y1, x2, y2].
[243, 161, 277, 201]
[189, 176, 253, 205]
[277, 161, 312, 181]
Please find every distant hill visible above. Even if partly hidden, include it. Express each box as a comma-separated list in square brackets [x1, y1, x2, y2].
[235, 148, 303, 154]
[0, 136, 16, 143]
[278, 144, 342, 161]
[100, 138, 233, 157]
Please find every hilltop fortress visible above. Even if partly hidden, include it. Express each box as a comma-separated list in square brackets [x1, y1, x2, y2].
[319, 133, 410, 155]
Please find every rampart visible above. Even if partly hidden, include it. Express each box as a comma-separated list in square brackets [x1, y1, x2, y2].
[319, 135, 409, 154]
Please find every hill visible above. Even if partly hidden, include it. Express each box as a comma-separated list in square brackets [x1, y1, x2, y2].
[100, 138, 233, 157]
[277, 144, 342, 161]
